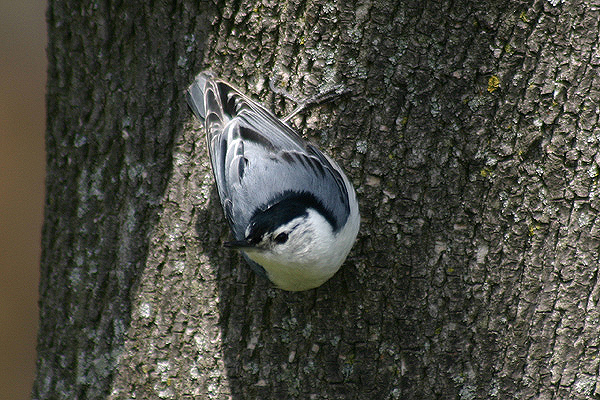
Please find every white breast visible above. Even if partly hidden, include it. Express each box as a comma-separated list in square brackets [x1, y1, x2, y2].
[244, 207, 360, 291]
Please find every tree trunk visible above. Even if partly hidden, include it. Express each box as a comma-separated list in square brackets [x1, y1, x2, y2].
[34, 0, 600, 399]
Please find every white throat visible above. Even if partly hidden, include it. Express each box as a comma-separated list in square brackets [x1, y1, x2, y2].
[244, 208, 359, 291]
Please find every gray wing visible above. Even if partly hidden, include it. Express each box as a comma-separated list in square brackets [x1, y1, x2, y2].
[186, 72, 351, 239]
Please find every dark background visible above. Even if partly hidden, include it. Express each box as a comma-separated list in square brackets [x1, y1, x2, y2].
[0, 1, 46, 399]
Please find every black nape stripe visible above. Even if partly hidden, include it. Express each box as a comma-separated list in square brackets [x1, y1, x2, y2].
[247, 191, 339, 243]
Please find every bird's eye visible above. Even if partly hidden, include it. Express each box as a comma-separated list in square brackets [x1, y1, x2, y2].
[274, 232, 288, 244]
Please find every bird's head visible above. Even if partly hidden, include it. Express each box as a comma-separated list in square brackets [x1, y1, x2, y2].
[225, 192, 342, 290]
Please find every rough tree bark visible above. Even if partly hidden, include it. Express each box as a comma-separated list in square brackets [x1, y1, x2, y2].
[34, 0, 600, 399]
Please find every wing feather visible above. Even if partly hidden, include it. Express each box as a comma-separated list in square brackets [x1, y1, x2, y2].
[186, 72, 353, 239]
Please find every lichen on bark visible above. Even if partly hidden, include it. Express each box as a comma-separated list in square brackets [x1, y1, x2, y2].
[35, 1, 600, 399]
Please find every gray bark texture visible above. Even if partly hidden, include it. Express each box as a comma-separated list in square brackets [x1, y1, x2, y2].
[34, 0, 600, 399]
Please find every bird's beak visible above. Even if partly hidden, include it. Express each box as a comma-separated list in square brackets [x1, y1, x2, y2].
[224, 239, 253, 250]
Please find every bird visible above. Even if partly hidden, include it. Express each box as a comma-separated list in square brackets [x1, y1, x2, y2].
[186, 72, 360, 291]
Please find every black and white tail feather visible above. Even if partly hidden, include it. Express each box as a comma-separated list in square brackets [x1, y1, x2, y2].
[186, 71, 360, 291]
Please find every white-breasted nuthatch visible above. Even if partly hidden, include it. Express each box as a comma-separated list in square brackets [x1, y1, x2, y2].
[186, 72, 360, 291]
